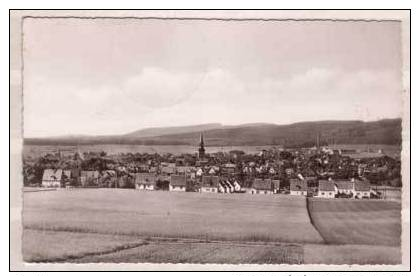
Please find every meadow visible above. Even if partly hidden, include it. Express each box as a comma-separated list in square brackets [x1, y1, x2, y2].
[307, 198, 402, 246]
[23, 189, 322, 243]
[22, 189, 402, 264]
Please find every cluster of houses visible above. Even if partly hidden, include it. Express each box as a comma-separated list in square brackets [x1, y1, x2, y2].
[289, 178, 372, 199]
[37, 134, 383, 200]
[41, 167, 373, 199]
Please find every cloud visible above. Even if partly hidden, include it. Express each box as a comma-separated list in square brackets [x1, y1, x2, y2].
[24, 66, 402, 137]
[122, 67, 202, 109]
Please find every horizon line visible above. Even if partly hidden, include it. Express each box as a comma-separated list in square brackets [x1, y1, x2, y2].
[24, 117, 402, 139]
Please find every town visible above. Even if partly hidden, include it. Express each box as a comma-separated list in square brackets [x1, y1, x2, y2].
[23, 134, 402, 200]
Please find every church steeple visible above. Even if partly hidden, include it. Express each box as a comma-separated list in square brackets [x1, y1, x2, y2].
[198, 133, 205, 159]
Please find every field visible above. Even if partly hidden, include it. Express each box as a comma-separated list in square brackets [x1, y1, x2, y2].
[24, 189, 322, 243]
[308, 198, 401, 246]
[22, 189, 402, 264]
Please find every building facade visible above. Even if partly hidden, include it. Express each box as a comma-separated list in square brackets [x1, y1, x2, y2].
[169, 175, 187, 192]
[200, 175, 219, 193]
[290, 179, 308, 196]
[135, 173, 157, 190]
[41, 169, 63, 188]
[251, 179, 273, 194]
[318, 180, 336, 198]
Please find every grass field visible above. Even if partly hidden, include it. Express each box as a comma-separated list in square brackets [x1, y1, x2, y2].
[303, 244, 401, 265]
[307, 198, 401, 246]
[23, 189, 323, 243]
[74, 240, 303, 264]
[23, 229, 146, 263]
[24, 229, 303, 264]
[22, 189, 402, 264]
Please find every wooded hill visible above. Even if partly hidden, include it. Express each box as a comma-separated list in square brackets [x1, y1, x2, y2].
[24, 118, 402, 147]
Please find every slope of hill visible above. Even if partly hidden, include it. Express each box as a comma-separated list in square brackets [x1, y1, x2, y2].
[131, 119, 401, 147]
[124, 123, 223, 138]
[24, 118, 402, 147]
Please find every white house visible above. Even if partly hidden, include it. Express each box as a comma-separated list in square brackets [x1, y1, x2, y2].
[209, 167, 217, 175]
[176, 166, 195, 175]
[169, 175, 187, 192]
[233, 180, 241, 192]
[41, 169, 63, 188]
[200, 175, 219, 193]
[196, 168, 204, 177]
[219, 180, 234, 193]
[354, 180, 371, 199]
[225, 180, 235, 193]
[251, 179, 273, 195]
[318, 180, 336, 198]
[161, 166, 176, 175]
[334, 180, 354, 195]
[290, 179, 308, 196]
[135, 173, 156, 190]
[218, 181, 228, 193]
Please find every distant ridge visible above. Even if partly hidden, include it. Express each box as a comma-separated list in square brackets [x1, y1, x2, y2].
[24, 118, 402, 147]
[124, 123, 223, 138]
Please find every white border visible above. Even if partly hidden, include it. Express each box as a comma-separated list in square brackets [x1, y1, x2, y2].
[6, 7, 412, 273]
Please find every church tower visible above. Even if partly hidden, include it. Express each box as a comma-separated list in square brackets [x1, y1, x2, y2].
[198, 133, 205, 159]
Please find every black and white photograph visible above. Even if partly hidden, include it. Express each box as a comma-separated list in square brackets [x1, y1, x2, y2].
[9, 10, 410, 271]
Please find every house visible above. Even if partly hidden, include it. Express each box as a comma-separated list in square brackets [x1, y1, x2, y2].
[219, 179, 234, 193]
[233, 180, 241, 192]
[161, 166, 176, 175]
[41, 169, 63, 188]
[196, 168, 204, 177]
[225, 180, 235, 193]
[222, 163, 236, 174]
[290, 179, 308, 196]
[200, 175, 219, 193]
[137, 164, 149, 172]
[334, 180, 354, 195]
[354, 180, 371, 199]
[218, 181, 228, 193]
[135, 173, 157, 190]
[176, 166, 195, 175]
[169, 175, 187, 192]
[317, 180, 336, 198]
[208, 167, 217, 175]
[251, 179, 273, 194]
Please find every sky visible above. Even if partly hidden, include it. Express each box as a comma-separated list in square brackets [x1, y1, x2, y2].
[23, 18, 403, 137]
